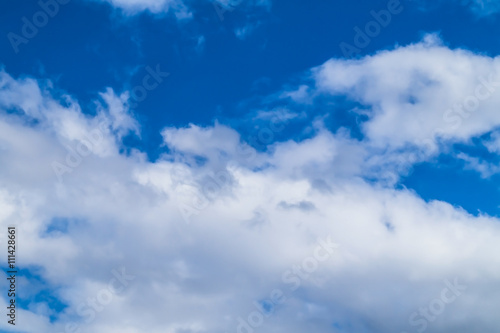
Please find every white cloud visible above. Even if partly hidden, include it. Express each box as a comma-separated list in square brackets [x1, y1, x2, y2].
[234, 21, 261, 40]
[313, 35, 500, 154]
[88, 0, 500, 20]
[97, 0, 192, 18]
[92, 0, 271, 18]
[306, 34, 500, 179]
[4, 40, 500, 333]
[456, 152, 500, 177]
[280, 84, 313, 104]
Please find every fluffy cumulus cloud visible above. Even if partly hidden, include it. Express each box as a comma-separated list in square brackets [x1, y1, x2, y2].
[4, 37, 500, 333]
[315, 35, 500, 148]
[309, 34, 500, 179]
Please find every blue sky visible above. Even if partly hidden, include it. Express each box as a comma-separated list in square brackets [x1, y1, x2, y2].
[2, 0, 500, 332]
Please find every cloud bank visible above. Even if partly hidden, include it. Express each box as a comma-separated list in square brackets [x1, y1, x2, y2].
[2, 36, 500, 333]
